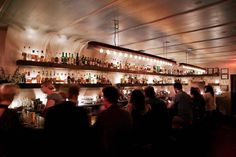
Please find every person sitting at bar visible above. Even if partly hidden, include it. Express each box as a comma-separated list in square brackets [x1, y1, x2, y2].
[129, 89, 153, 155]
[93, 86, 133, 157]
[0, 83, 23, 157]
[44, 85, 90, 156]
[171, 82, 193, 128]
[144, 86, 171, 155]
[190, 87, 205, 126]
[40, 80, 64, 116]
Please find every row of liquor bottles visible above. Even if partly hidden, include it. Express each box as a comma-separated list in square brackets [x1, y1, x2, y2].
[22, 70, 111, 84]
[21, 47, 203, 75]
[19, 69, 175, 85]
[21, 47, 171, 73]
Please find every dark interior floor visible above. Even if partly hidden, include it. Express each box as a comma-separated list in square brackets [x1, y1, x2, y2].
[207, 118, 236, 157]
[165, 114, 236, 157]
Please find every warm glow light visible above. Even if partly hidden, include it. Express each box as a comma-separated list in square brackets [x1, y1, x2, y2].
[113, 51, 117, 55]
[134, 55, 138, 59]
[138, 56, 142, 60]
[124, 53, 128, 57]
[99, 48, 104, 53]
[106, 50, 110, 54]
[215, 80, 219, 84]
[57, 35, 67, 43]
[119, 52, 122, 56]
[129, 54, 133, 58]
[182, 65, 206, 73]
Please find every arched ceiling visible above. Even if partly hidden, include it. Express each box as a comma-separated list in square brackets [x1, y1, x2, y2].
[1, 0, 236, 66]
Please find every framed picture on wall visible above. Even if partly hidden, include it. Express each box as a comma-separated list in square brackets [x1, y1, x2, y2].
[221, 68, 229, 74]
[221, 74, 229, 80]
[220, 85, 229, 92]
[207, 68, 213, 74]
[213, 68, 219, 75]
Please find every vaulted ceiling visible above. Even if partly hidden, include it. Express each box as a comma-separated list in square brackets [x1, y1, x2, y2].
[1, 0, 236, 66]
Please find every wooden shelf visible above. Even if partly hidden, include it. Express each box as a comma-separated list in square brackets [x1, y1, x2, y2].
[116, 83, 188, 87]
[176, 74, 219, 77]
[116, 83, 149, 87]
[17, 60, 219, 78]
[16, 60, 175, 76]
[18, 83, 187, 89]
[208, 83, 220, 86]
[18, 83, 112, 89]
[79, 100, 128, 108]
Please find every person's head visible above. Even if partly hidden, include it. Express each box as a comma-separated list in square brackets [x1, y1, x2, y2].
[68, 85, 80, 104]
[102, 86, 119, 106]
[173, 82, 182, 93]
[204, 85, 214, 96]
[0, 83, 19, 105]
[144, 86, 156, 99]
[130, 89, 145, 111]
[190, 87, 200, 97]
[41, 80, 55, 94]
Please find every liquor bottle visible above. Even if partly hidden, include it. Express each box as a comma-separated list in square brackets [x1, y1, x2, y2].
[36, 71, 41, 83]
[41, 70, 45, 83]
[64, 53, 68, 64]
[56, 72, 60, 83]
[40, 50, 45, 62]
[54, 52, 59, 63]
[68, 53, 71, 64]
[76, 53, 80, 65]
[67, 73, 71, 84]
[22, 46, 27, 60]
[31, 50, 36, 61]
[71, 53, 75, 65]
[71, 73, 75, 83]
[61, 52, 65, 64]
[35, 50, 39, 61]
[26, 46, 32, 61]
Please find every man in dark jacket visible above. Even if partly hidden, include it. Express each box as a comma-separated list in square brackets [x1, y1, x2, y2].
[0, 83, 23, 157]
[44, 85, 90, 156]
[93, 86, 133, 157]
[144, 86, 171, 154]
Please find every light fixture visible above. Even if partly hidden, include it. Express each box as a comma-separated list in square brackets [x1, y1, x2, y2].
[106, 50, 110, 54]
[99, 48, 104, 53]
[179, 63, 206, 74]
[180, 48, 206, 74]
[87, 41, 176, 65]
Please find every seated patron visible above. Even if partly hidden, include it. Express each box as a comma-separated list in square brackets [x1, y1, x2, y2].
[44, 85, 90, 156]
[0, 83, 22, 157]
[93, 86, 133, 156]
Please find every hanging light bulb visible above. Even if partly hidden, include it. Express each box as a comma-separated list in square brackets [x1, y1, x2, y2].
[99, 48, 104, 53]
[106, 50, 110, 55]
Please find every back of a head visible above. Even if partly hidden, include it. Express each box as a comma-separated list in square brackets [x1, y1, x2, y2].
[205, 85, 214, 96]
[102, 86, 119, 104]
[68, 85, 80, 99]
[41, 80, 55, 90]
[190, 87, 200, 97]
[144, 86, 156, 98]
[173, 82, 182, 90]
[130, 89, 145, 111]
[0, 83, 19, 102]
